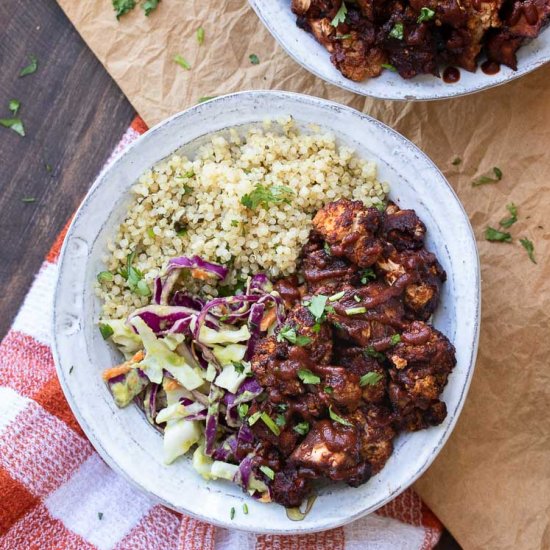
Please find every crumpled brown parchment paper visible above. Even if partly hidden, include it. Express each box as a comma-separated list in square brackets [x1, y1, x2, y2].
[55, 1, 550, 548]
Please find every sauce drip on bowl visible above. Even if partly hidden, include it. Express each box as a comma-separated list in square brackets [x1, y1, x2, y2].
[481, 60, 501, 75]
[442, 67, 460, 84]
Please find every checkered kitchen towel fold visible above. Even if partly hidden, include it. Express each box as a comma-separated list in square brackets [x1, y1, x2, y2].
[0, 117, 443, 550]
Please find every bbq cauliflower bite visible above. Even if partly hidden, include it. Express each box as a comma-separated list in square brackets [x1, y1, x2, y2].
[376, 246, 446, 321]
[387, 321, 456, 423]
[313, 199, 384, 268]
[381, 202, 426, 251]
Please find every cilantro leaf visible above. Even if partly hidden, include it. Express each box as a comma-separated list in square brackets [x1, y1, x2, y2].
[19, 55, 38, 77]
[124, 251, 151, 296]
[485, 227, 512, 243]
[499, 203, 518, 229]
[9, 100, 20, 115]
[307, 295, 328, 322]
[142, 0, 160, 16]
[360, 268, 376, 284]
[331, 3, 347, 26]
[520, 237, 536, 264]
[112, 0, 136, 19]
[417, 7, 435, 22]
[174, 54, 191, 70]
[389, 22, 404, 40]
[365, 346, 385, 361]
[196, 26, 205, 45]
[277, 325, 311, 347]
[360, 372, 383, 386]
[297, 369, 321, 385]
[329, 406, 353, 426]
[293, 422, 310, 435]
[249, 54, 260, 65]
[381, 63, 397, 72]
[241, 184, 295, 210]
[390, 334, 401, 345]
[275, 414, 286, 427]
[472, 167, 503, 186]
[97, 271, 114, 284]
[238, 403, 249, 418]
[0, 118, 25, 137]
[197, 96, 217, 103]
[230, 507, 235, 520]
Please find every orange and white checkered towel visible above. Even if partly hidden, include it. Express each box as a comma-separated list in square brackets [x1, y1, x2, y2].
[0, 118, 443, 550]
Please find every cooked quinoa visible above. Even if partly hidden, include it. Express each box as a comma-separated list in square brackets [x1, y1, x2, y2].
[97, 119, 389, 319]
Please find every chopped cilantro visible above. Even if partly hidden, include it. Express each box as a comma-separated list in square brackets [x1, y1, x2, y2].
[9, 99, 20, 115]
[499, 203, 518, 228]
[241, 184, 295, 210]
[293, 422, 310, 435]
[452, 157, 462, 166]
[390, 334, 401, 345]
[232, 361, 245, 374]
[249, 54, 260, 65]
[174, 54, 191, 70]
[19, 55, 38, 77]
[197, 96, 217, 103]
[275, 414, 286, 427]
[0, 118, 25, 137]
[277, 403, 288, 412]
[277, 325, 311, 347]
[389, 22, 404, 40]
[243, 503, 249, 514]
[381, 63, 397, 72]
[125, 251, 151, 296]
[97, 271, 114, 284]
[259, 465, 275, 480]
[197, 27, 205, 45]
[360, 268, 376, 284]
[297, 369, 321, 385]
[329, 406, 353, 427]
[472, 167, 503, 186]
[112, 0, 136, 19]
[99, 323, 114, 340]
[324, 386, 333, 394]
[485, 227, 512, 243]
[360, 372, 383, 386]
[365, 347, 385, 361]
[311, 323, 321, 333]
[520, 237, 536, 264]
[147, 227, 155, 238]
[417, 7, 435, 22]
[307, 295, 328, 321]
[331, 3, 347, 26]
[230, 507, 235, 520]
[231, 219, 239, 227]
[142, 0, 160, 16]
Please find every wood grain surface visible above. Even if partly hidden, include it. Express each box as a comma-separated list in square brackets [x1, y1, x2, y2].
[0, 0, 134, 339]
[0, 1, 460, 547]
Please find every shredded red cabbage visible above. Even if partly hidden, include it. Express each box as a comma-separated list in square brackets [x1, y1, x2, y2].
[168, 255, 229, 281]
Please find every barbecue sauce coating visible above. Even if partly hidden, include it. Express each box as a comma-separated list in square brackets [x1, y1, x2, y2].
[247, 199, 456, 507]
[291, 0, 550, 81]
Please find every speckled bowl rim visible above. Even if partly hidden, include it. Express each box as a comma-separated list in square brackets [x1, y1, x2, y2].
[248, 0, 550, 101]
[52, 91, 480, 534]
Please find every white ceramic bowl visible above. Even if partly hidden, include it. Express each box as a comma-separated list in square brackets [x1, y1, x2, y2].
[249, 0, 550, 100]
[52, 91, 480, 534]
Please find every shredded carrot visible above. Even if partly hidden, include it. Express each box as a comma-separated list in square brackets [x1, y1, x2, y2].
[164, 378, 182, 392]
[190, 268, 210, 280]
[102, 350, 144, 381]
[260, 307, 277, 331]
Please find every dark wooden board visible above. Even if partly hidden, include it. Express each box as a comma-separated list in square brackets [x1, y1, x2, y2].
[0, 0, 134, 339]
